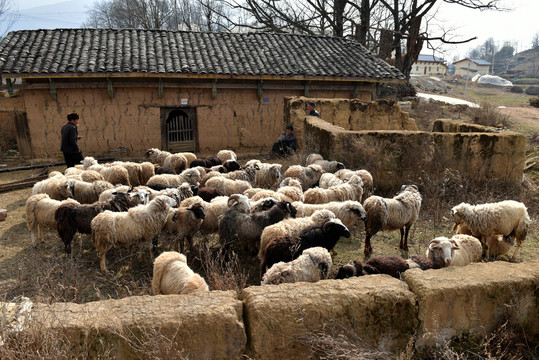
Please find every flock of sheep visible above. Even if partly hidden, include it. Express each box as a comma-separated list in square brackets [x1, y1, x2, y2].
[24, 147, 532, 296]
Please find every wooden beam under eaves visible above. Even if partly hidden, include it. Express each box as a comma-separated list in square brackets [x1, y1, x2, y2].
[107, 78, 114, 98]
[49, 79, 57, 100]
[212, 79, 217, 99]
[304, 81, 310, 97]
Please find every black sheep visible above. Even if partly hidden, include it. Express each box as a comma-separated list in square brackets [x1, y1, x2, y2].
[190, 156, 222, 168]
[335, 254, 432, 280]
[261, 220, 351, 277]
[55, 192, 131, 255]
[197, 187, 224, 202]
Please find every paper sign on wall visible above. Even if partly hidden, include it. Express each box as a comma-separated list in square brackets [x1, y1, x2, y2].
[181, 98, 188, 105]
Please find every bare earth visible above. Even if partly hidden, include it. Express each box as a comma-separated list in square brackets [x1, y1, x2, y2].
[498, 106, 539, 129]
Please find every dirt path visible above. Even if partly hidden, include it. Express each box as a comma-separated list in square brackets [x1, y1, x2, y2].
[498, 106, 539, 130]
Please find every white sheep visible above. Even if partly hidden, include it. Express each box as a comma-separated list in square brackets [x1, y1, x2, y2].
[204, 176, 251, 196]
[148, 182, 194, 206]
[83, 157, 131, 186]
[454, 223, 513, 259]
[261, 247, 332, 285]
[64, 168, 105, 183]
[283, 164, 325, 190]
[107, 161, 148, 187]
[71, 180, 114, 204]
[362, 184, 422, 257]
[246, 160, 282, 190]
[145, 148, 188, 174]
[305, 153, 345, 173]
[179, 152, 197, 167]
[250, 178, 303, 203]
[146, 168, 201, 190]
[318, 173, 344, 189]
[303, 175, 364, 204]
[91, 195, 176, 272]
[335, 169, 374, 201]
[151, 251, 209, 295]
[25, 194, 79, 246]
[258, 209, 336, 262]
[451, 200, 531, 260]
[216, 149, 237, 163]
[426, 235, 483, 268]
[32, 176, 74, 200]
[292, 200, 367, 228]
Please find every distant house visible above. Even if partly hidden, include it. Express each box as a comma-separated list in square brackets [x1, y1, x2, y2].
[410, 54, 448, 76]
[453, 58, 491, 77]
[0, 28, 404, 158]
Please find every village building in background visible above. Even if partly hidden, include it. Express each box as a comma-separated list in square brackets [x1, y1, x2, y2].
[453, 58, 492, 78]
[410, 54, 448, 76]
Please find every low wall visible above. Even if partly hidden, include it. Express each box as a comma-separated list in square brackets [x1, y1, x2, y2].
[303, 117, 526, 190]
[1, 262, 537, 359]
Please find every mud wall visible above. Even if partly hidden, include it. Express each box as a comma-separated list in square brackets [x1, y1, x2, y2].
[2, 262, 537, 359]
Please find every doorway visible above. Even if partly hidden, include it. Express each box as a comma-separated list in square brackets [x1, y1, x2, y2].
[162, 108, 197, 152]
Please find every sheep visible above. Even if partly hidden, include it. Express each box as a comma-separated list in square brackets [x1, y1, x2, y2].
[204, 177, 251, 196]
[258, 209, 336, 262]
[151, 251, 209, 295]
[91, 195, 176, 272]
[82, 157, 131, 186]
[64, 168, 105, 183]
[318, 173, 344, 189]
[363, 184, 422, 257]
[25, 194, 80, 246]
[426, 235, 483, 268]
[106, 160, 155, 187]
[250, 197, 279, 214]
[305, 153, 345, 173]
[335, 254, 433, 280]
[246, 160, 282, 190]
[283, 164, 324, 190]
[144, 148, 188, 174]
[225, 163, 259, 184]
[303, 175, 364, 204]
[55, 192, 132, 255]
[450, 200, 531, 260]
[71, 180, 115, 204]
[335, 169, 374, 201]
[210, 160, 242, 173]
[190, 156, 221, 169]
[216, 149, 237, 163]
[250, 178, 303, 203]
[32, 176, 74, 200]
[98, 185, 131, 202]
[261, 247, 332, 285]
[155, 166, 175, 175]
[148, 182, 195, 206]
[146, 168, 201, 190]
[454, 223, 513, 259]
[163, 203, 206, 253]
[179, 152, 197, 167]
[292, 200, 367, 228]
[260, 219, 351, 277]
[196, 186, 225, 202]
[218, 201, 297, 255]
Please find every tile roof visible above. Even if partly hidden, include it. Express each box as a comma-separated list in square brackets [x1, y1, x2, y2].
[453, 58, 491, 66]
[417, 54, 445, 63]
[0, 28, 404, 81]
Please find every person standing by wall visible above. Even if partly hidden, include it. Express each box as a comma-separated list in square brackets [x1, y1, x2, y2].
[60, 112, 83, 168]
[306, 101, 320, 117]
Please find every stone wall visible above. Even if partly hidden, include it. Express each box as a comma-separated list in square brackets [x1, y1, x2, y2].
[1, 262, 537, 359]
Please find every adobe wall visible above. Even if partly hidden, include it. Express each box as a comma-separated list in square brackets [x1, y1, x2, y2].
[2, 82, 375, 159]
[2, 262, 537, 359]
[302, 117, 526, 189]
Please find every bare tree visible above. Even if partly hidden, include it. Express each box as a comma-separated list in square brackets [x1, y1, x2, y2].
[85, 0, 174, 30]
[0, 0, 18, 37]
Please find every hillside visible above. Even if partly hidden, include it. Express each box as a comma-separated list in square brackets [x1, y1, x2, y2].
[496, 47, 539, 79]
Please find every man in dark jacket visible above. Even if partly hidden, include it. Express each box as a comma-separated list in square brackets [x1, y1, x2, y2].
[60, 112, 83, 168]
[306, 101, 320, 117]
[270, 125, 297, 158]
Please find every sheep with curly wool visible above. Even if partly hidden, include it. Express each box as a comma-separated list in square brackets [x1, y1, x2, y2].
[164, 203, 206, 253]
[292, 200, 367, 228]
[55, 192, 132, 255]
[179, 152, 197, 167]
[204, 176, 251, 196]
[221, 163, 258, 185]
[91, 195, 176, 272]
[335, 169, 374, 202]
[246, 160, 283, 190]
[216, 149, 237, 163]
[260, 219, 350, 277]
[305, 153, 345, 173]
[304, 175, 364, 204]
[148, 182, 194, 206]
[363, 184, 422, 257]
[64, 168, 105, 183]
[250, 178, 304, 203]
[146, 168, 201, 190]
[454, 223, 513, 259]
[32, 176, 75, 200]
[26, 194, 80, 246]
[258, 209, 336, 262]
[318, 173, 344, 189]
[70, 180, 115, 204]
[283, 164, 324, 190]
[197, 186, 225, 202]
[151, 251, 209, 295]
[144, 148, 188, 174]
[219, 201, 297, 255]
[261, 247, 332, 285]
[426, 235, 483, 268]
[82, 157, 131, 186]
[450, 200, 531, 260]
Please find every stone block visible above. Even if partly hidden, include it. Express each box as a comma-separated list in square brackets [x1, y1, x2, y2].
[242, 276, 417, 360]
[0, 209, 6, 221]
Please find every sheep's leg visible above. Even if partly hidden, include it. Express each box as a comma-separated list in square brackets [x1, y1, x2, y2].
[364, 235, 373, 258]
[98, 249, 109, 272]
[481, 236, 489, 259]
[400, 227, 410, 252]
[148, 240, 155, 263]
[30, 229, 37, 247]
[37, 224, 44, 244]
[511, 238, 523, 260]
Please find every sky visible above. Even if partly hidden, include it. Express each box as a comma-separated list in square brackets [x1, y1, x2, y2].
[5, 0, 539, 63]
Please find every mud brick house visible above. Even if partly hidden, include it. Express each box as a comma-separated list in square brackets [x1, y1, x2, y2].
[0, 29, 404, 158]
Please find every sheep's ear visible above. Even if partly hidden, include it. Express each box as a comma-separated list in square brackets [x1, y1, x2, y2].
[450, 240, 460, 250]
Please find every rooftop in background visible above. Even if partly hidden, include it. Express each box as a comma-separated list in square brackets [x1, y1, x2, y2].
[0, 28, 404, 82]
[417, 54, 446, 63]
[453, 58, 492, 66]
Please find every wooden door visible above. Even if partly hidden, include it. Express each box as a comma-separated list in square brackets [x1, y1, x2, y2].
[164, 108, 196, 152]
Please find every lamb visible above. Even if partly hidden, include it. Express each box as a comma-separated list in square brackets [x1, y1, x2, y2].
[318, 173, 344, 189]
[146, 168, 201, 190]
[305, 153, 345, 173]
[82, 157, 131, 186]
[204, 177, 251, 196]
[292, 200, 367, 228]
[283, 164, 324, 190]
[303, 175, 364, 204]
[426, 235, 483, 268]
[450, 200, 531, 260]
[454, 223, 513, 259]
[216, 149, 237, 163]
[151, 251, 209, 295]
[261, 247, 332, 285]
[250, 178, 303, 203]
[335, 255, 432, 279]
[163, 203, 206, 253]
[32, 176, 74, 200]
[363, 184, 422, 257]
[190, 156, 221, 169]
[91, 195, 176, 272]
[260, 219, 351, 277]
[55, 192, 132, 255]
[258, 209, 336, 262]
[25, 194, 80, 246]
[210, 160, 241, 173]
[335, 169, 374, 201]
[218, 201, 297, 255]
[144, 148, 188, 174]
[71, 180, 115, 204]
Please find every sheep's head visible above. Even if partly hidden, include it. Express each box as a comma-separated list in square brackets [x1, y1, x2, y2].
[228, 194, 251, 213]
[278, 201, 297, 218]
[347, 175, 364, 188]
[252, 197, 278, 213]
[154, 195, 176, 211]
[427, 237, 459, 268]
[323, 220, 351, 239]
[335, 263, 357, 279]
[348, 202, 367, 222]
[188, 203, 206, 220]
[224, 160, 241, 172]
[306, 153, 323, 165]
[307, 164, 325, 177]
[82, 156, 97, 169]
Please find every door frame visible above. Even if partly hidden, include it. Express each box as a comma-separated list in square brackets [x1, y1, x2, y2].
[160, 107, 198, 153]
